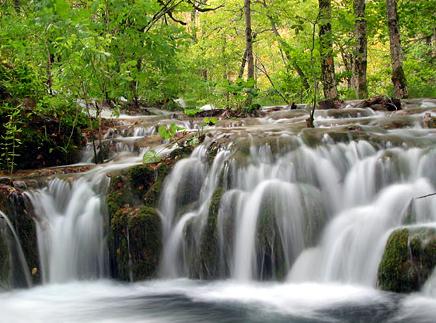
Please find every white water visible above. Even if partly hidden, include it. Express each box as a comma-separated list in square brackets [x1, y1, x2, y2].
[0, 211, 32, 288]
[2, 100, 436, 321]
[160, 138, 436, 287]
[0, 279, 435, 323]
[160, 146, 229, 277]
[26, 176, 109, 283]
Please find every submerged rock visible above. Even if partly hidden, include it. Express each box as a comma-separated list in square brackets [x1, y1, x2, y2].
[377, 227, 436, 293]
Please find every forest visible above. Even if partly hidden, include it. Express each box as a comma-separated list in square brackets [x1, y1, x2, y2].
[0, 0, 435, 172]
[0, 2, 436, 321]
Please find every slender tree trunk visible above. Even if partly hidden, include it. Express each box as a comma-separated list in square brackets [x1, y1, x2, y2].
[353, 0, 368, 98]
[244, 0, 254, 80]
[339, 46, 353, 91]
[238, 48, 248, 79]
[318, 0, 338, 99]
[266, 12, 310, 91]
[190, 3, 198, 42]
[386, 0, 408, 98]
[130, 58, 142, 107]
[432, 27, 436, 59]
[46, 50, 54, 95]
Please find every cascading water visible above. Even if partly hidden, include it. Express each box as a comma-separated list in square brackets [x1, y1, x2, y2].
[1, 99, 436, 322]
[160, 145, 229, 278]
[26, 175, 109, 284]
[0, 211, 32, 288]
[160, 137, 436, 287]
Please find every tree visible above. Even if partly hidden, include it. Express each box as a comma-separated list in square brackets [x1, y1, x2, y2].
[318, 0, 338, 99]
[386, 0, 408, 98]
[244, 0, 255, 81]
[353, 0, 368, 98]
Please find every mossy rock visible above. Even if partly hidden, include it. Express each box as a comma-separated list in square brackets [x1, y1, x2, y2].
[378, 227, 436, 293]
[255, 195, 287, 280]
[198, 188, 223, 279]
[107, 162, 171, 281]
[110, 206, 161, 281]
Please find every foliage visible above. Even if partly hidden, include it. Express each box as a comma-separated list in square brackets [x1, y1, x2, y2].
[142, 150, 161, 164]
[158, 123, 185, 141]
[202, 117, 218, 126]
[0, 0, 435, 170]
[0, 106, 22, 173]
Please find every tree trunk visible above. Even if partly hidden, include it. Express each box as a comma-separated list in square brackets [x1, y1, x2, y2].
[46, 51, 54, 95]
[238, 48, 248, 79]
[244, 0, 254, 80]
[318, 0, 338, 99]
[14, 0, 20, 11]
[353, 0, 368, 98]
[386, 0, 408, 98]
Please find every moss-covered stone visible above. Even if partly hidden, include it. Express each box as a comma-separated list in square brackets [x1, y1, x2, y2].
[107, 162, 171, 281]
[110, 206, 161, 281]
[198, 188, 223, 279]
[378, 227, 436, 293]
[255, 196, 287, 281]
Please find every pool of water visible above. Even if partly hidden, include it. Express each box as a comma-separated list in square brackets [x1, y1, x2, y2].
[1, 279, 435, 323]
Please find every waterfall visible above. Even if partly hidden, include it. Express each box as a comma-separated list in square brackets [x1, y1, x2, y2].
[26, 175, 109, 284]
[0, 211, 32, 288]
[159, 146, 229, 277]
[288, 180, 436, 285]
[159, 138, 436, 286]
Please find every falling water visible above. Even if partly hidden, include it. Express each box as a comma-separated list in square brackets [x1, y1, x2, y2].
[160, 137, 436, 287]
[26, 175, 109, 284]
[0, 211, 32, 288]
[159, 146, 229, 278]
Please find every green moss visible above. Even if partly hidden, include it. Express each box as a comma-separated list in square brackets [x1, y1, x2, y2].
[378, 228, 436, 293]
[198, 188, 223, 279]
[107, 163, 171, 281]
[128, 165, 156, 200]
[143, 165, 170, 207]
[255, 197, 287, 280]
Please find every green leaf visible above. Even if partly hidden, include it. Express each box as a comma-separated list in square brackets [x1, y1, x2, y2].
[142, 150, 161, 164]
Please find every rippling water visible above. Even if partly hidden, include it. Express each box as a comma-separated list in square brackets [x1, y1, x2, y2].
[1, 280, 435, 323]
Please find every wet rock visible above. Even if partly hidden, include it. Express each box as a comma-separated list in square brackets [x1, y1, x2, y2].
[110, 206, 161, 281]
[12, 181, 27, 190]
[422, 112, 434, 128]
[377, 227, 436, 293]
[107, 162, 172, 281]
[198, 188, 224, 279]
[318, 99, 345, 110]
[0, 184, 39, 286]
[0, 177, 11, 186]
[355, 96, 402, 111]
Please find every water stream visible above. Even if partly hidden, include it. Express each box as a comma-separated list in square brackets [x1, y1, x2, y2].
[1, 102, 436, 322]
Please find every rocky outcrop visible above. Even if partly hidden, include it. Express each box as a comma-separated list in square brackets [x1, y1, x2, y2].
[377, 227, 436, 293]
[107, 145, 193, 281]
[107, 164, 168, 281]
